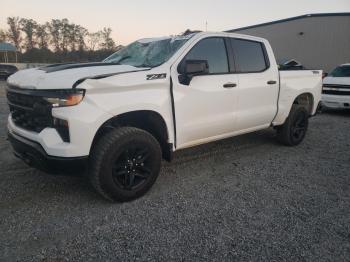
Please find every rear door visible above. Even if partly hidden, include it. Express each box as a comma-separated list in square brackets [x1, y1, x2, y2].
[229, 38, 279, 131]
[171, 37, 239, 149]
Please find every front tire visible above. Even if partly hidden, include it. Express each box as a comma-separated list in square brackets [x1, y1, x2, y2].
[276, 105, 309, 146]
[89, 127, 162, 202]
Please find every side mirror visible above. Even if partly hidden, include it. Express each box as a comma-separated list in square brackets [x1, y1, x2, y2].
[178, 60, 209, 85]
[184, 60, 209, 75]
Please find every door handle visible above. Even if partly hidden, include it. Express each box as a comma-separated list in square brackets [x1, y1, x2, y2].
[267, 80, 277, 85]
[223, 82, 237, 88]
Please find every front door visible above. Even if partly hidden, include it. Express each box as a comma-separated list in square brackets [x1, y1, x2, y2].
[171, 37, 238, 149]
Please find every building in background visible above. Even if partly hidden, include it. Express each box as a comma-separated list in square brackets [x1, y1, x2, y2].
[0, 42, 17, 63]
[227, 13, 350, 73]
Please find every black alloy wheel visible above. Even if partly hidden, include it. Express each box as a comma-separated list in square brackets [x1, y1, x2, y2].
[112, 145, 152, 190]
[89, 127, 162, 202]
[291, 111, 307, 142]
[277, 104, 309, 146]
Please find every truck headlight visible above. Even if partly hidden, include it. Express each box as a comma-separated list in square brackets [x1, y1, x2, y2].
[43, 89, 85, 107]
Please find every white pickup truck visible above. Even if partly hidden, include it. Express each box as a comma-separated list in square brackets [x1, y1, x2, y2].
[322, 64, 350, 109]
[6, 32, 322, 201]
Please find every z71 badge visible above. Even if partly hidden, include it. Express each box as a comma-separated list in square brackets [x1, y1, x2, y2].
[146, 73, 167, 80]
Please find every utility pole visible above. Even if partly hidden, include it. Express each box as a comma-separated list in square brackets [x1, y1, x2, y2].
[205, 21, 208, 31]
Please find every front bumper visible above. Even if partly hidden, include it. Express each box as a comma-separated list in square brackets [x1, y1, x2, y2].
[322, 94, 350, 109]
[8, 130, 88, 175]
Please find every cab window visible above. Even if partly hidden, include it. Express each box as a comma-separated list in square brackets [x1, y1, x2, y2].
[184, 38, 229, 74]
[230, 39, 268, 73]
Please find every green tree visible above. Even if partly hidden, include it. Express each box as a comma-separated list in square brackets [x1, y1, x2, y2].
[76, 25, 88, 51]
[68, 23, 77, 51]
[2, 16, 120, 63]
[0, 29, 7, 42]
[20, 18, 38, 50]
[100, 27, 116, 50]
[60, 18, 70, 52]
[48, 19, 62, 52]
[36, 24, 49, 49]
[66, 24, 87, 52]
[87, 31, 102, 51]
[6, 17, 22, 51]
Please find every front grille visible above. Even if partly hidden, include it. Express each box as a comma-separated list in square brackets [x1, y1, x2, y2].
[322, 84, 350, 96]
[7, 88, 53, 132]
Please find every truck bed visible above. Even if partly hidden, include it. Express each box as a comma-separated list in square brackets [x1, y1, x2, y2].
[273, 70, 323, 125]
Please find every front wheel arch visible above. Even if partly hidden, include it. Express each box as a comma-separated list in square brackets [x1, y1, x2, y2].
[90, 110, 172, 161]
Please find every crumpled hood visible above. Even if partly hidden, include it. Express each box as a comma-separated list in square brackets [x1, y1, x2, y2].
[7, 63, 148, 90]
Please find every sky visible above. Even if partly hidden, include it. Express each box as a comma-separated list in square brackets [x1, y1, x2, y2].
[1, 0, 350, 45]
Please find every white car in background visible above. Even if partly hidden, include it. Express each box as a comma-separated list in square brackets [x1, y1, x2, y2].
[322, 64, 350, 109]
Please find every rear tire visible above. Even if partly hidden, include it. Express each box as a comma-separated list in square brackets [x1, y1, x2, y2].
[276, 105, 309, 146]
[89, 127, 162, 202]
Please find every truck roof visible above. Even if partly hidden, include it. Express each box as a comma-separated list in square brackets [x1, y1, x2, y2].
[192, 31, 269, 43]
[136, 31, 268, 44]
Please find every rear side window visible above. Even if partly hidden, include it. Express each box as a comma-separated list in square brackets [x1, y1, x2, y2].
[184, 37, 229, 74]
[230, 39, 268, 73]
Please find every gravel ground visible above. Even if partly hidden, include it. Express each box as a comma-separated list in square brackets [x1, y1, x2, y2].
[0, 80, 349, 261]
